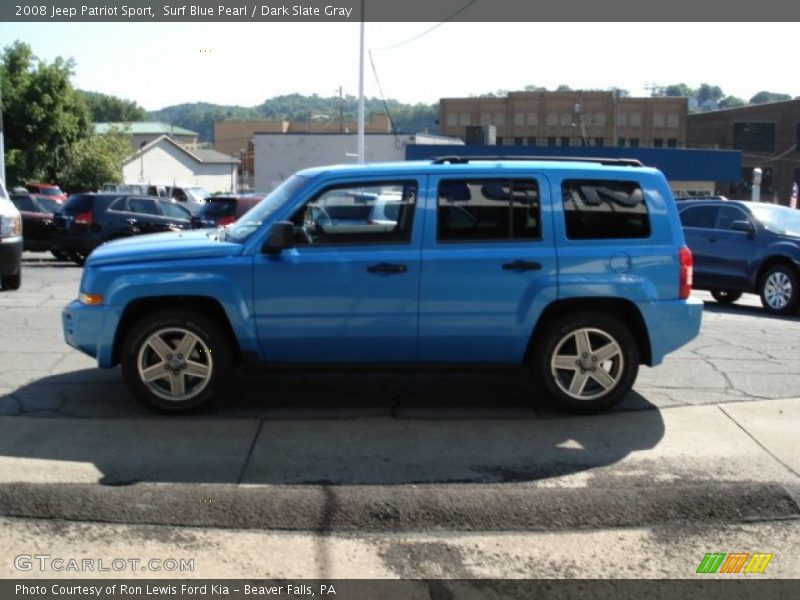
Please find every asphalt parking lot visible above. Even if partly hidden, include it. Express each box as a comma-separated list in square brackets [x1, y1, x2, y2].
[0, 253, 799, 579]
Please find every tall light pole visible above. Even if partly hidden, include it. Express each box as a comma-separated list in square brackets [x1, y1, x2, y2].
[0, 85, 6, 184]
[357, 0, 365, 163]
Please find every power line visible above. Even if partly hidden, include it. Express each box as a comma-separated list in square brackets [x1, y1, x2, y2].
[369, 0, 480, 52]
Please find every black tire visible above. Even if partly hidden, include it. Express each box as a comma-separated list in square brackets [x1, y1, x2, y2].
[71, 251, 87, 266]
[532, 311, 639, 414]
[121, 309, 232, 413]
[51, 249, 70, 261]
[710, 289, 743, 305]
[1, 272, 21, 291]
[759, 265, 799, 315]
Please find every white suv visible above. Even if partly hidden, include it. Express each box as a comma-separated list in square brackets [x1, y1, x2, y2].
[0, 178, 23, 290]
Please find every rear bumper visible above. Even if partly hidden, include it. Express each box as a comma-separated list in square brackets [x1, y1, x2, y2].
[644, 297, 703, 366]
[0, 236, 23, 276]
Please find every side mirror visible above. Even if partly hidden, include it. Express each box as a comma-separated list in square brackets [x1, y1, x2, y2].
[731, 220, 755, 235]
[262, 221, 295, 255]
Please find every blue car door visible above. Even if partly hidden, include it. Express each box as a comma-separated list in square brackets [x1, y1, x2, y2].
[418, 172, 558, 363]
[252, 177, 423, 363]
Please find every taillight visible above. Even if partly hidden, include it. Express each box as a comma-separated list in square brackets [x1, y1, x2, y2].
[679, 245, 693, 299]
[216, 215, 235, 226]
[74, 211, 93, 227]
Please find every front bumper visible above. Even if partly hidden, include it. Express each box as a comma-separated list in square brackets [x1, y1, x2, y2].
[62, 299, 105, 361]
[0, 236, 23, 276]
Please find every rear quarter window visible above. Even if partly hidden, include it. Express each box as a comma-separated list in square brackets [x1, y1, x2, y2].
[562, 179, 650, 240]
[62, 194, 96, 214]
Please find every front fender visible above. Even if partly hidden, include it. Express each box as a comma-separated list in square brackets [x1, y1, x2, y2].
[87, 258, 256, 367]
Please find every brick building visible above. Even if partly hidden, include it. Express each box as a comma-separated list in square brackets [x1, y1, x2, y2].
[687, 100, 800, 202]
[439, 91, 687, 150]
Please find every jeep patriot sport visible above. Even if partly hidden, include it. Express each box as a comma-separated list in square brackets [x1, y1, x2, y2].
[62, 157, 702, 413]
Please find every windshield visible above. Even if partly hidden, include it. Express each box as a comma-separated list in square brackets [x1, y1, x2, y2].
[227, 175, 308, 242]
[185, 187, 211, 203]
[40, 187, 64, 196]
[750, 204, 800, 237]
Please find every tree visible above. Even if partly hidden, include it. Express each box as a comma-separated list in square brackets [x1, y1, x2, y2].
[718, 95, 746, 109]
[80, 90, 147, 122]
[1, 41, 91, 186]
[59, 130, 130, 192]
[749, 91, 792, 105]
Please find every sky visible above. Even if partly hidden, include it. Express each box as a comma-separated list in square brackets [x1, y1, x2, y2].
[0, 21, 795, 111]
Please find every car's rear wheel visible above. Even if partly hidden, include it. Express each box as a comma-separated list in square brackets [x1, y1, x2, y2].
[710, 289, 743, 305]
[1, 273, 21, 291]
[759, 265, 799, 315]
[51, 249, 70, 261]
[70, 251, 87, 266]
[532, 311, 638, 414]
[121, 310, 231, 413]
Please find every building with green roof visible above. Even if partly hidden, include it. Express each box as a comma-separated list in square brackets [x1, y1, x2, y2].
[94, 121, 199, 151]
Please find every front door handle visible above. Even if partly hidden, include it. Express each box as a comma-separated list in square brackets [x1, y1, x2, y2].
[502, 260, 542, 271]
[367, 263, 408, 274]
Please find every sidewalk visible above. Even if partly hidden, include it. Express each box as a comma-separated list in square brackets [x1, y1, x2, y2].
[0, 399, 798, 578]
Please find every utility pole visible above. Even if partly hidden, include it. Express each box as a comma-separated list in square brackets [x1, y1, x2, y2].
[337, 86, 345, 133]
[357, 0, 365, 163]
[0, 84, 6, 184]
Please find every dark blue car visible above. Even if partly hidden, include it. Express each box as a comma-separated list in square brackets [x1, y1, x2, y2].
[679, 199, 800, 314]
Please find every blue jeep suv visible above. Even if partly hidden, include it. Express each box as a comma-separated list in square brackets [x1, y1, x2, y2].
[62, 157, 702, 413]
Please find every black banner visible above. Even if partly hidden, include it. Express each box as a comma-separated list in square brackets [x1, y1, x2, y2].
[3, 0, 800, 22]
[4, 580, 800, 600]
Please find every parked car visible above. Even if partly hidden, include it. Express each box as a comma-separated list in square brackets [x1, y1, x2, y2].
[679, 199, 800, 314]
[304, 189, 403, 235]
[191, 193, 265, 228]
[101, 182, 168, 198]
[0, 179, 23, 290]
[25, 182, 67, 202]
[674, 195, 728, 202]
[167, 185, 211, 214]
[9, 193, 61, 257]
[54, 193, 199, 265]
[62, 157, 702, 414]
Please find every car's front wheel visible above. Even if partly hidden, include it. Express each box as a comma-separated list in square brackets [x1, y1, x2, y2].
[759, 265, 799, 315]
[710, 289, 743, 305]
[121, 310, 232, 413]
[1, 273, 21, 291]
[532, 311, 639, 414]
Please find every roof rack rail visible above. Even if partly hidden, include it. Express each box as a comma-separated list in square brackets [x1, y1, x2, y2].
[431, 155, 644, 167]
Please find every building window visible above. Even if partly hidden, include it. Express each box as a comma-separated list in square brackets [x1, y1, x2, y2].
[527, 137, 536, 146]
[618, 138, 626, 147]
[496, 137, 504, 146]
[629, 138, 640, 148]
[594, 137, 605, 147]
[514, 137, 524, 146]
[547, 137, 557, 147]
[654, 138, 664, 148]
[667, 138, 677, 148]
[561, 137, 571, 147]
[733, 122, 775, 151]
[629, 113, 642, 127]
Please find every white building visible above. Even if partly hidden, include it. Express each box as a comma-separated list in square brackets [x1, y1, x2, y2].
[122, 135, 239, 193]
[253, 133, 463, 192]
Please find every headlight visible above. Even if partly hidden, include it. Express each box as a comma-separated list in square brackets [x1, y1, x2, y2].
[0, 215, 22, 238]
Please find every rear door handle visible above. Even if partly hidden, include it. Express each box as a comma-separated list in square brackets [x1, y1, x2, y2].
[502, 260, 542, 271]
[367, 263, 408, 274]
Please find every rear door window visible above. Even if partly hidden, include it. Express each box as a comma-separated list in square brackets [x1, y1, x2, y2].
[679, 205, 718, 229]
[127, 197, 160, 216]
[562, 179, 650, 239]
[436, 179, 541, 242]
